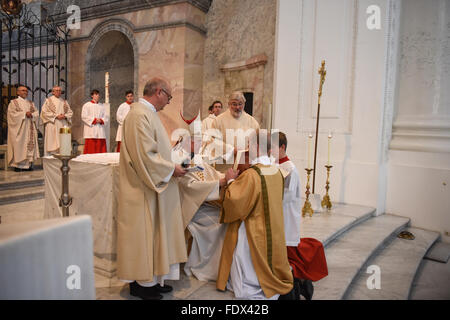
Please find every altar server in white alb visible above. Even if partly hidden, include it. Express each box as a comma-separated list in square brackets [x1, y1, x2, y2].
[40, 85, 73, 156]
[81, 89, 108, 154]
[201, 100, 222, 133]
[115, 90, 134, 152]
[271, 131, 328, 300]
[7, 85, 40, 171]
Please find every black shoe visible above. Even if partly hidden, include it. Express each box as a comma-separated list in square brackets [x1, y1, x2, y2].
[293, 278, 302, 300]
[14, 167, 22, 172]
[155, 283, 173, 293]
[278, 287, 296, 300]
[129, 281, 163, 300]
[299, 280, 314, 300]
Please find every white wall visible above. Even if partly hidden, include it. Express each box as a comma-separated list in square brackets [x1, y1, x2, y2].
[386, 0, 450, 243]
[274, 0, 450, 242]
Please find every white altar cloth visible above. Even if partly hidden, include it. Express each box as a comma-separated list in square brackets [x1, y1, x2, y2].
[0, 216, 95, 299]
[43, 153, 120, 277]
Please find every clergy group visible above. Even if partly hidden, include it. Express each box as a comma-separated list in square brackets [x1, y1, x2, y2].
[6, 78, 328, 300]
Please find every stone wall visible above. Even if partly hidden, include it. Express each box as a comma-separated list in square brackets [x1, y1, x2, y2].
[65, 1, 208, 142]
[202, 0, 276, 127]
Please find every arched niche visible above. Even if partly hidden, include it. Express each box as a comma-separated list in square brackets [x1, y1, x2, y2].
[86, 20, 138, 151]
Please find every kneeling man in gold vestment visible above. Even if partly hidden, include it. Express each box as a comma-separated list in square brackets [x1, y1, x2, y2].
[216, 133, 294, 300]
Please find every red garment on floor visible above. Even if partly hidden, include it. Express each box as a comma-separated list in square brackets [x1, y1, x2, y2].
[287, 238, 328, 282]
[83, 138, 107, 154]
[117, 141, 121, 152]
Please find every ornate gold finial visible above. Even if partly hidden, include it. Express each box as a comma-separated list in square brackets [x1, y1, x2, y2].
[318, 60, 327, 105]
[1, 0, 23, 16]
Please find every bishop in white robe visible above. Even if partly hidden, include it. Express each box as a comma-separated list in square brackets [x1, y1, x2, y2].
[175, 133, 228, 282]
[40, 86, 73, 156]
[7, 86, 40, 170]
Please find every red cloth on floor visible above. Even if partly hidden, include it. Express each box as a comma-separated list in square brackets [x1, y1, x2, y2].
[84, 138, 107, 154]
[287, 238, 328, 282]
[117, 141, 121, 153]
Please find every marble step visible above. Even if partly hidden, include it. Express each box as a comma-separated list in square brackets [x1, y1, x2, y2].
[344, 227, 440, 300]
[0, 178, 44, 191]
[0, 185, 45, 206]
[313, 214, 410, 300]
[301, 203, 375, 247]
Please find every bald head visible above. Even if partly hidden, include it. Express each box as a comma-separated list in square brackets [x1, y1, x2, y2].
[143, 77, 172, 111]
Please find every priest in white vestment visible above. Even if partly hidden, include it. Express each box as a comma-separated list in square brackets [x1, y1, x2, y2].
[7, 85, 40, 171]
[204, 92, 259, 168]
[115, 90, 134, 152]
[40, 86, 73, 156]
[117, 77, 188, 300]
[81, 89, 108, 154]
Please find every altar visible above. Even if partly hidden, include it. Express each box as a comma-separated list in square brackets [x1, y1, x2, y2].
[43, 153, 120, 278]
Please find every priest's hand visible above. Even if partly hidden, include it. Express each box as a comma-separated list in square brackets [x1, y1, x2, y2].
[56, 114, 65, 120]
[225, 168, 239, 183]
[26, 111, 32, 118]
[173, 164, 187, 177]
[99, 119, 105, 125]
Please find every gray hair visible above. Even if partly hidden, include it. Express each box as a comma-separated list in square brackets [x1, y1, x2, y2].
[143, 77, 169, 97]
[228, 91, 246, 103]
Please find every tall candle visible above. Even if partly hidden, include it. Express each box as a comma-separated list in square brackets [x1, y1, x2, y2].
[327, 131, 333, 166]
[308, 132, 313, 168]
[105, 72, 109, 104]
[59, 127, 71, 156]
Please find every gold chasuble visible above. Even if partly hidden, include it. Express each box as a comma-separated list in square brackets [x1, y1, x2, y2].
[216, 164, 293, 298]
[117, 102, 187, 281]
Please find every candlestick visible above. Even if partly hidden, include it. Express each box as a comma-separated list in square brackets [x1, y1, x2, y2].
[302, 168, 314, 217]
[327, 131, 332, 166]
[105, 72, 109, 104]
[321, 165, 333, 211]
[308, 132, 313, 169]
[53, 153, 78, 217]
[59, 127, 71, 156]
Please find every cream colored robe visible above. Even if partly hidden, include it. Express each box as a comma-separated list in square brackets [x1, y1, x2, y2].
[178, 156, 224, 229]
[117, 101, 187, 281]
[178, 155, 227, 281]
[40, 95, 73, 155]
[201, 114, 216, 133]
[216, 164, 293, 298]
[204, 109, 260, 168]
[7, 97, 40, 168]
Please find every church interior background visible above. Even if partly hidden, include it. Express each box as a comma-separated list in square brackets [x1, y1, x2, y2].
[0, 0, 449, 301]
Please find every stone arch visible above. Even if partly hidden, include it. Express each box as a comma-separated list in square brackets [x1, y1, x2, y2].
[85, 19, 139, 151]
[85, 19, 139, 99]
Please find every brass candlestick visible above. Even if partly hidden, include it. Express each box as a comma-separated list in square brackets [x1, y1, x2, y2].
[302, 168, 314, 217]
[53, 153, 77, 217]
[321, 165, 333, 211]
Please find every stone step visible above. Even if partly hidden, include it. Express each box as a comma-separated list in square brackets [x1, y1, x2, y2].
[344, 227, 440, 300]
[313, 214, 410, 300]
[0, 178, 44, 191]
[301, 203, 375, 247]
[0, 185, 45, 206]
